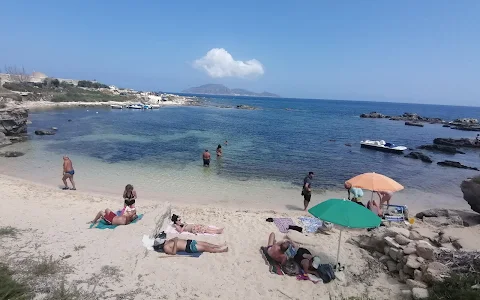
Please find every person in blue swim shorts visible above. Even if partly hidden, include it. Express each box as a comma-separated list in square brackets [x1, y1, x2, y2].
[62, 155, 76, 190]
[158, 237, 228, 255]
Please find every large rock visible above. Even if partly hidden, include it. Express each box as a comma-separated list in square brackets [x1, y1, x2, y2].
[0, 151, 24, 157]
[0, 108, 28, 135]
[434, 138, 480, 148]
[396, 234, 412, 245]
[404, 152, 432, 163]
[360, 112, 387, 118]
[460, 176, 480, 214]
[34, 130, 56, 136]
[437, 160, 479, 171]
[386, 226, 410, 238]
[412, 287, 429, 299]
[406, 254, 421, 269]
[416, 241, 435, 260]
[423, 262, 448, 284]
[405, 121, 424, 127]
[417, 144, 465, 154]
[0, 132, 12, 148]
[423, 215, 464, 227]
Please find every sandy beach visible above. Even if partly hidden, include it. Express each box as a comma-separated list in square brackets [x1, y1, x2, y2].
[0, 173, 409, 300]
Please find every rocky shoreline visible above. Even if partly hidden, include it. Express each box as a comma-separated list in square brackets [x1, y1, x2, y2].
[361, 112, 480, 131]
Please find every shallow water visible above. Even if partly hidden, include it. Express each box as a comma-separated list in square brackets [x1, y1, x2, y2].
[0, 97, 479, 209]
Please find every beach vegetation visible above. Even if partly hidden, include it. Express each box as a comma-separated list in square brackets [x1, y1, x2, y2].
[427, 273, 480, 300]
[0, 263, 31, 300]
[73, 245, 86, 251]
[31, 256, 61, 276]
[51, 89, 133, 102]
[2, 82, 37, 93]
[0, 226, 19, 237]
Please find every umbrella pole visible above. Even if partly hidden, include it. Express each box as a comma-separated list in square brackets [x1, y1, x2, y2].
[336, 229, 342, 266]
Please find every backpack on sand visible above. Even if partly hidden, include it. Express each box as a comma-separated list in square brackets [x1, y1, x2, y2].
[317, 264, 336, 283]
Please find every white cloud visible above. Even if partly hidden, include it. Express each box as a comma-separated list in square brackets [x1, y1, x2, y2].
[193, 48, 264, 78]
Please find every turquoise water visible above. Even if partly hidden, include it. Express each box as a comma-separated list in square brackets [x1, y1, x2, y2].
[19, 97, 480, 196]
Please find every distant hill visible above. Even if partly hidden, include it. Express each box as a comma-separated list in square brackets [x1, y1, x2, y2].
[182, 84, 279, 97]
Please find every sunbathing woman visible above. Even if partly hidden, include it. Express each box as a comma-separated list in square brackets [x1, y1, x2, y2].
[123, 184, 137, 208]
[171, 214, 224, 234]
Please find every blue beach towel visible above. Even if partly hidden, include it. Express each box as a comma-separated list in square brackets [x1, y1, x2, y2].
[156, 251, 203, 258]
[298, 216, 324, 233]
[89, 214, 144, 229]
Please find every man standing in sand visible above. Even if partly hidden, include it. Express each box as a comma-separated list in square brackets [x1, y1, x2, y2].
[302, 172, 314, 211]
[202, 149, 211, 167]
[62, 156, 76, 190]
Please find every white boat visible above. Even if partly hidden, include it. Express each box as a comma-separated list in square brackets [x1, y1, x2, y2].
[143, 104, 152, 109]
[360, 140, 407, 153]
[151, 104, 160, 109]
[126, 104, 143, 109]
[110, 104, 123, 109]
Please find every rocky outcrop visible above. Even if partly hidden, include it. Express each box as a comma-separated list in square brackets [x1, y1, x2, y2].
[418, 144, 465, 154]
[235, 105, 257, 110]
[460, 176, 480, 214]
[437, 160, 479, 171]
[360, 112, 387, 118]
[0, 107, 28, 147]
[0, 151, 24, 157]
[415, 209, 465, 226]
[450, 124, 480, 131]
[389, 113, 444, 124]
[433, 138, 480, 148]
[405, 121, 424, 127]
[405, 152, 432, 163]
[453, 118, 478, 124]
[34, 130, 56, 136]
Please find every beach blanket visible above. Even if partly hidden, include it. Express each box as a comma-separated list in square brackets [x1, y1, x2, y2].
[260, 246, 284, 275]
[164, 223, 219, 236]
[141, 235, 202, 257]
[273, 218, 295, 233]
[89, 214, 143, 230]
[298, 217, 323, 233]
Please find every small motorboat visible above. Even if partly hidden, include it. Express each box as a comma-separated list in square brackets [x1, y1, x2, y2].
[360, 140, 407, 153]
[143, 104, 152, 109]
[150, 104, 160, 109]
[110, 104, 123, 109]
[127, 104, 143, 109]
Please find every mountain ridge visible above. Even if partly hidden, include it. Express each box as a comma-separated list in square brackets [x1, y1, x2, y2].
[182, 84, 279, 98]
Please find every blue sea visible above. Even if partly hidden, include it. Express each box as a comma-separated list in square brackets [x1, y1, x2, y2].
[14, 97, 480, 197]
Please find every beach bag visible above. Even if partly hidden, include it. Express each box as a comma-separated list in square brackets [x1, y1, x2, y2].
[317, 264, 336, 283]
[282, 259, 301, 276]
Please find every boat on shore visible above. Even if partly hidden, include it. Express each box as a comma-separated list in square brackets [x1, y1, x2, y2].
[110, 104, 123, 109]
[126, 104, 143, 109]
[360, 140, 407, 153]
[151, 104, 160, 109]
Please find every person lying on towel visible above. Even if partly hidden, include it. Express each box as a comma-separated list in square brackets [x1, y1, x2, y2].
[265, 232, 291, 265]
[294, 248, 323, 277]
[171, 214, 224, 234]
[88, 208, 137, 226]
[154, 236, 228, 255]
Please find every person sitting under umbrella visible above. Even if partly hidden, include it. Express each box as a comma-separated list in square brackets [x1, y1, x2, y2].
[293, 247, 322, 277]
[344, 182, 364, 206]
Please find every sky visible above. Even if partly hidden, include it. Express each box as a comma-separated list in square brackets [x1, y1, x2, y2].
[0, 1, 479, 105]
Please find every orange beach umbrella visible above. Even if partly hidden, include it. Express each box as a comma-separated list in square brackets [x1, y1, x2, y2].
[345, 172, 404, 192]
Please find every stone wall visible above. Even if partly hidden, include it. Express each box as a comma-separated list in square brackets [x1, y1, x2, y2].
[0, 107, 28, 147]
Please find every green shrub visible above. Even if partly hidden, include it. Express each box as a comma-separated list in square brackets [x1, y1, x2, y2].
[2, 82, 36, 93]
[427, 273, 480, 300]
[77, 80, 108, 89]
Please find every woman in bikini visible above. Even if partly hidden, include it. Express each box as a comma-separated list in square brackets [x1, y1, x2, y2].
[171, 214, 224, 234]
[120, 184, 137, 215]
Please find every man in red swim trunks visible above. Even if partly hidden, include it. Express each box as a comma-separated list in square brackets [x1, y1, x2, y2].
[88, 208, 137, 226]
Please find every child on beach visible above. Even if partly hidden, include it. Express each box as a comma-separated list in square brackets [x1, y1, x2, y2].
[121, 184, 137, 215]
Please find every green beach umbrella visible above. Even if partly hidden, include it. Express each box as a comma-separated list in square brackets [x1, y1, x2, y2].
[308, 198, 382, 265]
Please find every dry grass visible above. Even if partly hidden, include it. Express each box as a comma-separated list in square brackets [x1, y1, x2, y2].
[73, 245, 86, 252]
[31, 256, 61, 276]
[0, 263, 31, 300]
[0, 226, 18, 237]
